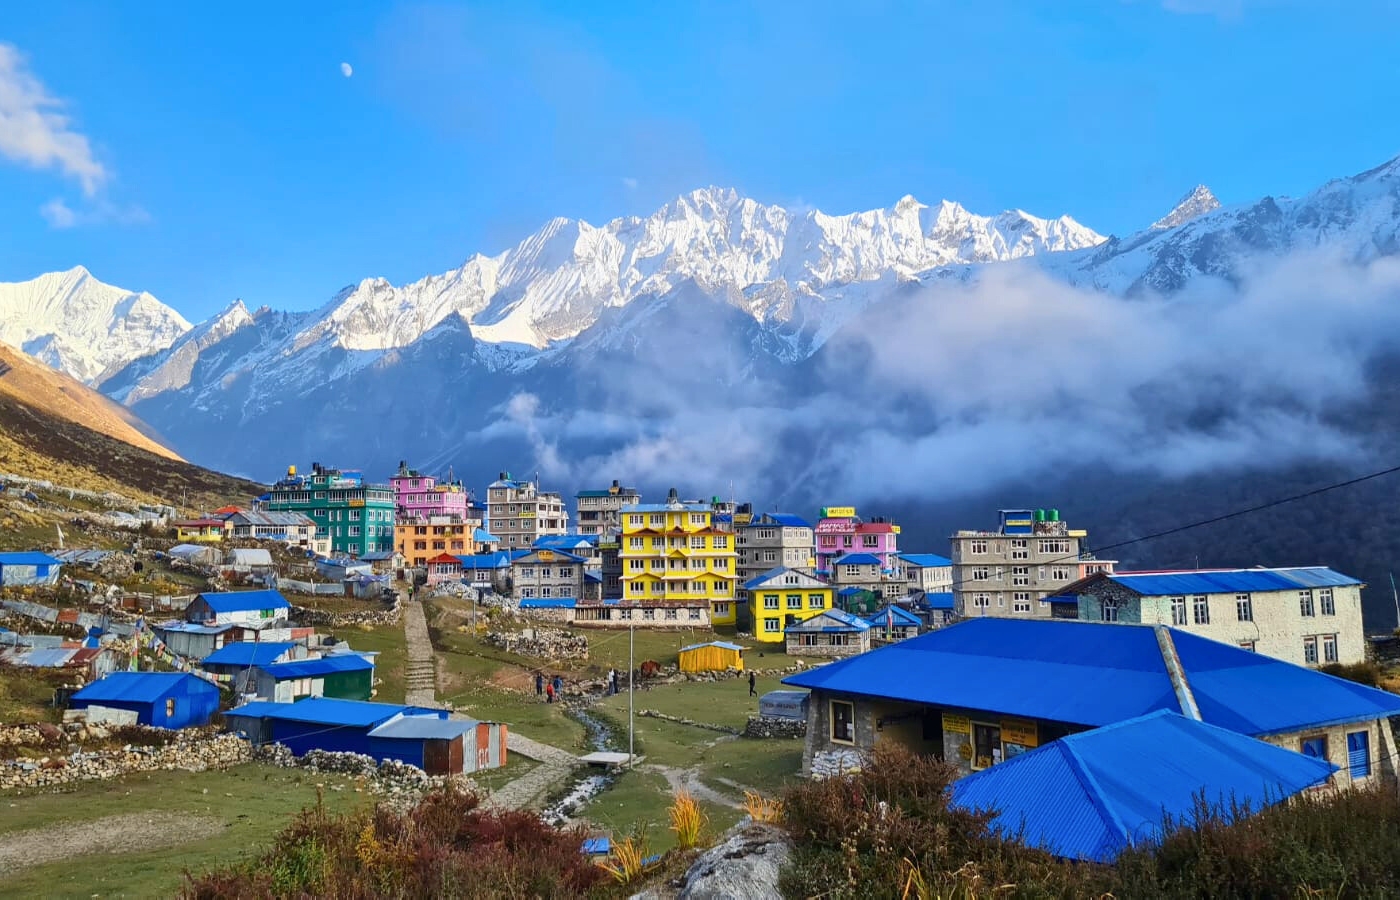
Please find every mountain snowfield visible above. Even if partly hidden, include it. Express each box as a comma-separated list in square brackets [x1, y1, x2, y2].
[4, 155, 1400, 492]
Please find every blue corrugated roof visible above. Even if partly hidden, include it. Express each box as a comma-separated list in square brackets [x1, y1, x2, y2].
[584, 571, 602, 583]
[517, 549, 586, 563]
[786, 609, 871, 632]
[756, 512, 812, 528]
[0, 552, 62, 566]
[155, 621, 233, 635]
[455, 552, 513, 569]
[369, 715, 476, 740]
[836, 587, 869, 597]
[833, 553, 882, 566]
[783, 618, 1400, 735]
[227, 697, 421, 728]
[533, 534, 598, 549]
[73, 672, 214, 703]
[196, 590, 290, 613]
[473, 528, 500, 543]
[203, 641, 296, 667]
[581, 837, 611, 855]
[519, 597, 578, 609]
[949, 710, 1336, 863]
[898, 553, 952, 568]
[680, 641, 745, 653]
[1093, 567, 1361, 598]
[259, 655, 374, 679]
[863, 606, 922, 628]
[923, 592, 955, 610]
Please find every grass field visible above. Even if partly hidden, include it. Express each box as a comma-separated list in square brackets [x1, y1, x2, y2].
[578, 769, 745, 855]
[0, 764, 369, 898]
[0, 666, 68, 724]
[343, 621, 409, 704]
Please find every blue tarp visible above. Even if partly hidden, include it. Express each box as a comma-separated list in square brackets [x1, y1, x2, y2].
[949, 710, 1337, 863]
[71, 673, 219, 728]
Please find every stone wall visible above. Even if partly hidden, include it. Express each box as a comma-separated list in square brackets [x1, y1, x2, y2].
[483, 627, 589, 659]
[0, 726, 251, 791]
[638, 709, 740, 735]
[290, 596, 402, 628]
[742, 715, 807, 739]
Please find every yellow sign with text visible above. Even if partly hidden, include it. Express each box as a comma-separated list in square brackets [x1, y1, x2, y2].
[942, 714, 971, 735]
[1001, 718, 1038, 748]
[822, 506, 857, 519]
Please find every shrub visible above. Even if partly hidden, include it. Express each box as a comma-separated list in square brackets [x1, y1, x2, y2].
[669, 790, 707, 850]
[1319, 660, 1382, 687]
[598, 828, 651, 886]
[743, 790, 784, 824]
[183, 785, 603, 899]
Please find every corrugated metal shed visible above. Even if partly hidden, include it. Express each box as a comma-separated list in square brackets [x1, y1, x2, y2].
[949, 710, 1337, 863]
[783, 619, 1400, 735]
[369, 715, 477, 740]
[74, 672, 202, 703]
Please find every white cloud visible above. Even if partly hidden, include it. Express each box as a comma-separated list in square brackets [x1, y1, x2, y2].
[41, 196, 150, 229]
[341, 62, 354, 78]
[0, 43, 106, 195]
[621, 176, 638, 190]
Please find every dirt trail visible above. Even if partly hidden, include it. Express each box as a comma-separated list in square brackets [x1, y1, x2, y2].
[644, 763, 743, 809]
[0, 812, 223, 874]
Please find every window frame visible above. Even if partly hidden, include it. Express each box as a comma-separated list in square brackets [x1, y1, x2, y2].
[830, 699, 856, 745]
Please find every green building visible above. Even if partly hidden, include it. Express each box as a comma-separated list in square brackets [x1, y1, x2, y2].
[264, 463, 396, 557]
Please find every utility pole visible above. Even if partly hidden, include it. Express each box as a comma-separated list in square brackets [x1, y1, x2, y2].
[1390, 572, 1399, 634]
[628, 619, 635, 769]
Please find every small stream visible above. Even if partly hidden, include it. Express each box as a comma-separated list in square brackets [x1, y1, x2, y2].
[539, 702, 625, 826]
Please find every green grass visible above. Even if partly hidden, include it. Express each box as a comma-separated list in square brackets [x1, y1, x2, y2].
[470, 755, 537, 794]
[447, 686, 589, 752]
[0, 764, 369, 898]
[0, 666, 67, 724]
[342, 621, 408, 704]
[597, 673, 797, 731]
[577, 769, 744, 855]
[695, 738, 805, 794]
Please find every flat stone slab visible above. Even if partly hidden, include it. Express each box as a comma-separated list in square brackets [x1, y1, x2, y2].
[579, 751, 643, 767]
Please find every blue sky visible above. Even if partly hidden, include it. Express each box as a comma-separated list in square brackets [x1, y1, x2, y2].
[2, 0, 1398, 322]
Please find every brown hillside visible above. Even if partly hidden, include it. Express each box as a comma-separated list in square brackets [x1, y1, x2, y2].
[0, 343, 182, 461]
[0, 385, 263, 510]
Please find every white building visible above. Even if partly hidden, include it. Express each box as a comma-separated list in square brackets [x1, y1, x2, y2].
[225, 510, 330, 556]
[184, 590, 291, 628]
[1052, 567, 1367, 668]
[898, 553, 953, 594]
[486, 473, 568, 549]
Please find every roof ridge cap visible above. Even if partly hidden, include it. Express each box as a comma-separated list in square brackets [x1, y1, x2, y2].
[1058, 739, 1136, 852]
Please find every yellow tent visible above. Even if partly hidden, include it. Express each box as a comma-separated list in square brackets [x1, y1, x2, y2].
[678, 641, 744, 673]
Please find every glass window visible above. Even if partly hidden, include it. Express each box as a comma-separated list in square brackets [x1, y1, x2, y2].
[830, 700, 855, 744]
[1299, 590, 1315, 617]
[764, 617, 780, 632]
[1192, 595, 1210, 625]
[1323, 634, 1338, 663]
[786, 594, 802, 609]
[1303, 635, 1318, 665]
[1300, 734, 1328, 762]
[764, 594, 779, 610]
[1320, 589, 1335, 616]
[1236, 594, 1252, 622]
[1171, 597, 1187, 626]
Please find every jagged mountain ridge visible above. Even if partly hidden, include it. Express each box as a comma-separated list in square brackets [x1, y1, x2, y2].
[0, 267, 191, 384]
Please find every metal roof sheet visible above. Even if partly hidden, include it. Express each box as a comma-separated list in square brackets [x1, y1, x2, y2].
[864, 606, 922, 628]
[515, 549, 586, 563]
[196, 590, 290, 613]
[743, 566, 828, 591]
[832, 553, 883, 566]
[368, 715, 477, 740]
[949, 710, 1337, 863]
[227, 697, 429, 728]
[74, 672, 215, 703]
[0, 552, 62, 566]
[783, 619, 1400, 735]
[786, 609, 871, 632]
[898, 553, 953, 567]
[679, 641, 745, 653]
[754, 512, 812, 528]
[922, 592, 955, 610]
[519, 598, 578, 609]
[454, 552, 513, 568]
[202, 641, 296, 667]
[1102, 567, 1361, 597]
[259, 655, 374, 678]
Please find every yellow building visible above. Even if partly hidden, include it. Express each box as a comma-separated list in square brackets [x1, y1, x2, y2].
[172, 518, 226, 543]
[743, 566, 834, 643]
[679, 641, 745, 673]
[619, 494, 739, 624]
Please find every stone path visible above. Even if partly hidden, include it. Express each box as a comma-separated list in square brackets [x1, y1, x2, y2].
[0, 812, 223, 875]
[479, 729, 581, 811]
[402, 598, 438, 707]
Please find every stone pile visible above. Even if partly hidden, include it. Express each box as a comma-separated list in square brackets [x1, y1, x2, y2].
[0, 731, 252, 791]
[291, 599, 402, 628]
[742, 716, 808, 739]
[638, 709, 740, 735]
[483, 627, 588, 660]
[810, 748, 865, 780]
[253, 745, 439, 796]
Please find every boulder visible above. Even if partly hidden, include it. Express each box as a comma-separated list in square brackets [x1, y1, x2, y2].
[677, 824, 792, 900]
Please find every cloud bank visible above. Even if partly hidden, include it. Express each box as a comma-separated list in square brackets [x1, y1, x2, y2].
[0, 42, 106, 195]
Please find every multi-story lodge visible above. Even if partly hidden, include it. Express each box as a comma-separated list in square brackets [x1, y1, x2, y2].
[264, 464, 395, 557]
[389, 461, 479, 521]
[950, 508, 1111, 619]
[485, 473, 568, 549]
[1049, 567, 1367, 667]
[813, 507, 900, 577]
[511, 548, 586, 601]
[394, 517, 494, 568]
[618, 489, 740, 624]
[737, 513, 816, 590]
[224, 510, 329, 556]
[575, 481, 641, 536]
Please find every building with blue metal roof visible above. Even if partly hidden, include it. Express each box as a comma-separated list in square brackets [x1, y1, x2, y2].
[185, 590, 290, 628]
[0, 551, 63, 586]
[71, 672, 220, 729]
[1051, 567, 1367, 668]
[949, 710, 1337, 863]
[784, 608, 872, 658]
[862, 605, 923, 642]
[897, 552, 953, 595]
[253, 654, 375, 703]
[783, 617, 1400, 785]
[201, 641, 298, 674]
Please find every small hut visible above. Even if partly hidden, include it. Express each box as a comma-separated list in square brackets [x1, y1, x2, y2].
[678, 640, 745, 673]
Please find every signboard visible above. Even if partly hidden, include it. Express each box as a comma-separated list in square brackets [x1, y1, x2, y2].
[537, 550, 555, 562]
[821, 506, 857, 519]
[348, 499, 365, 507]
[1001, 717, 1038, 749]
[942, 713, 971, 735]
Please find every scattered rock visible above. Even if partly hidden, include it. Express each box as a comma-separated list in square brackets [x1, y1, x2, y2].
[677, 824, 792, 900]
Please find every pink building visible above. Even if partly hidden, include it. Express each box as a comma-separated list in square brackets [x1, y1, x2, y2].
[814, 507, 900, 577]
[390, 461, 477, 522]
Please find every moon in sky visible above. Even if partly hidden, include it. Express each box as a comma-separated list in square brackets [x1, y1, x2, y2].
[340, 62, 353, 78]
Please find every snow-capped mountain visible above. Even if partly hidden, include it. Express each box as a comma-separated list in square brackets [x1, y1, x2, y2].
[0, 267, 191, 384]
[1151, 185, 1220, 230]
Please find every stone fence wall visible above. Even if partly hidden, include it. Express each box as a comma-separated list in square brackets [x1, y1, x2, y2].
[637, 709, 740, 735]
[290, 596, 402, 628]
[742, 715, 808, 739]
[0, 726, 251, 791]
[483, 628, 589, 659]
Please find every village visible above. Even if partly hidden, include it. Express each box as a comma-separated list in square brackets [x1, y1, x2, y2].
[1, 461, 1399, 895]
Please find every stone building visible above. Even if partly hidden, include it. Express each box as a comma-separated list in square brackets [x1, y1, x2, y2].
[485, 473, 568, 549]
[574, 480, 642, 536]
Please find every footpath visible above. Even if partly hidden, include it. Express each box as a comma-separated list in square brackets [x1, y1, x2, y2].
[399, 597, 580, 809]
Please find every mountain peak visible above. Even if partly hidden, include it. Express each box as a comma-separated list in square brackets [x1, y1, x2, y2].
[1152, 184, 1221, 230]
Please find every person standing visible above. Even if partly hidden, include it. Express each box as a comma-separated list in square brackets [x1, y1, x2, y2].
[535, 672, 544, 698]
[748, 671, 757, 697]
[610, 669, 619, 696]
[553, 674, 563, 698]
[546, 681, 555, 704]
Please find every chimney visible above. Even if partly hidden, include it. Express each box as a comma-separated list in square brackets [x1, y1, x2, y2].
[667, 487, 679, 505]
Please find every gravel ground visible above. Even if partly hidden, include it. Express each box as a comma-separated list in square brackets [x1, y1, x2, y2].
[0, 811, 223, 875]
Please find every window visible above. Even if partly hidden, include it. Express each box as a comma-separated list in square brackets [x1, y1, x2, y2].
[969, 540, 987, 555]
[1237, 640, 1256, 651]
[1012, 566, 1029, 586]
[628, 515, 643, 526]
[830, 700, 855, 744]
[842, 536, 853, 547]
[1300, 734, 1329, 763]
[972, 594, 991, 609]
[1101, 600, 1119, 622]
[1170, 596, 1187, 626]
[809, 593, 826, 609]
[689, 608, 701, 620]
[756, 528, 776, 539]
[714, 601, 730, 615]
[972, 722, 1002, 770]
[520, 567, 535, 578]
[717, 559, 729, 570]
[559, 567, 574, 577]
[521, 588, 536, 598]
[1010, 539, 1028, 560]
[972, 567, 991, 582]
[690, 513, 705, 525]
[1236, 593, 1253, 622]
[650, 537, 663, 549]
[862, 535, 878, 547]
[414, 540, 427, 551]
[714, 536, 728, 549]
[763, 550, 777, 562]
[649, 514, 665, 526]
[349, 526, 361, 536]
[691, 536, 705, 549]
[690, 558, 705, 570]
[764, 617, 780, 633]
[165, 698, 176, 717]
[764, 594, 780, 610]
[1320, 588, 1335, 616]
[628, 537, 644, 548]
[1303, 635, 1318, 665]
[619, 607, 633, 618]
[1040, 539, 1070, 555]
[665, 608, 678, 620]
[1192, 595, 1210, 625]
[787, 594, 803, 610]
[1347, 731, 1371, 779]
[1323, 634, 1338, 663]
[541, 587, 552, 598]
[1051, 567, 1071, 581]
[1299, 590, 1315, 617]
[643, 609, 656, 620]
